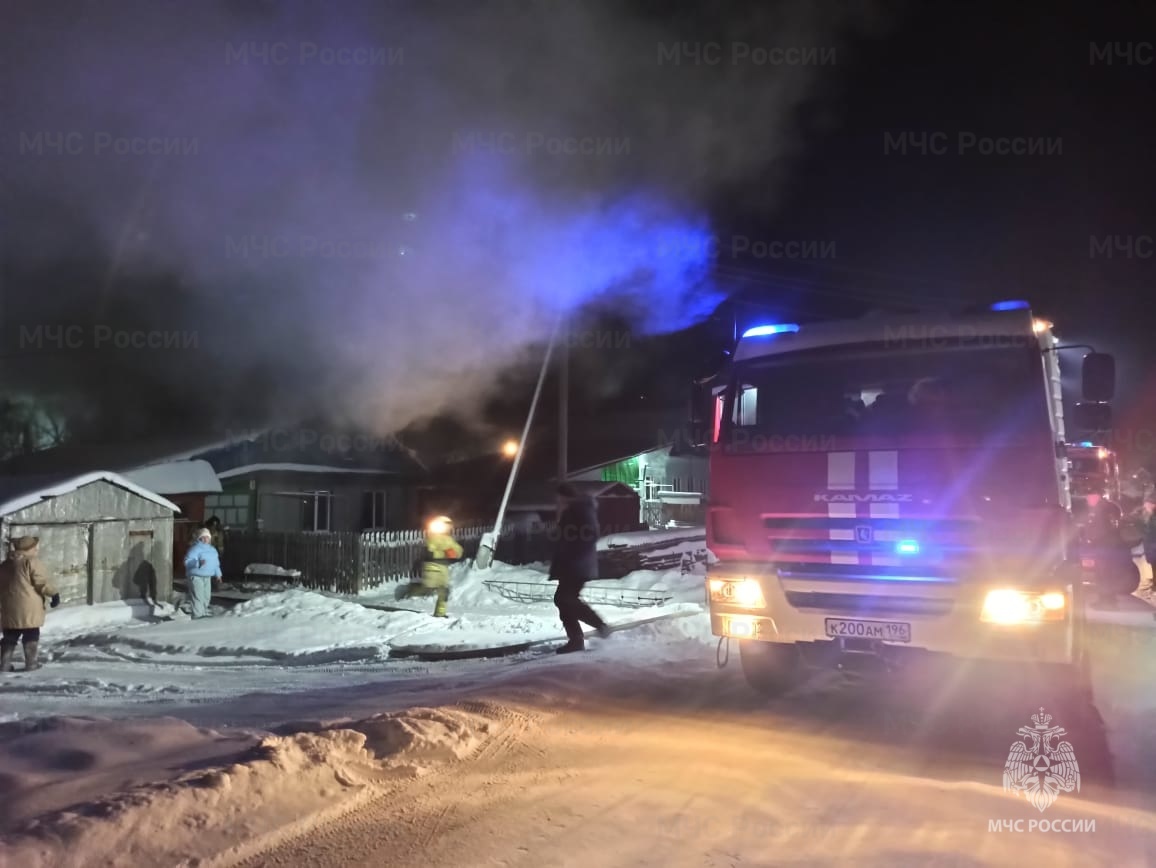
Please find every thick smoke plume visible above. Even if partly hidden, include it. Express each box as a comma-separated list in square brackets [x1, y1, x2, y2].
[1, 0, 888, 440]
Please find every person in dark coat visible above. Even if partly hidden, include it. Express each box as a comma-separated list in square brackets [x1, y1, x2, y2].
[549, 483, 609, 654]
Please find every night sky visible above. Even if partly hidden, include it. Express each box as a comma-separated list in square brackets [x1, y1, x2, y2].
[707, 0, 1156, 466]
[1, 1, 1153, 466]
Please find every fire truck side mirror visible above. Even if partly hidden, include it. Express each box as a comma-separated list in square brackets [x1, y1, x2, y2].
[1072, 402, 1112, 433]
[1081, 352, 1115, 402]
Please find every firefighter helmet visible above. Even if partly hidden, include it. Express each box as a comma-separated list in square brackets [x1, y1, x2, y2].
[427, 515, 453, 535]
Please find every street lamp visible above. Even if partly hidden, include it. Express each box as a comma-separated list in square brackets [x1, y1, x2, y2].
[502, 439, 519, 458]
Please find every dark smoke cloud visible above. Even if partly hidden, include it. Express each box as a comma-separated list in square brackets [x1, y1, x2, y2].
[1, 0, 892, 440]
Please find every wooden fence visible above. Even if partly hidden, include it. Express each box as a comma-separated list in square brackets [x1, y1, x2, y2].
[221, 523, 548, 594]
[221, 525, 706, 595]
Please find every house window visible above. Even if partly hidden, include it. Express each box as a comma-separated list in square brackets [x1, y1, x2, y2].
[361, 491, 387, 529]
[301, 492, 332, 532]
[205, 494, 251, 529]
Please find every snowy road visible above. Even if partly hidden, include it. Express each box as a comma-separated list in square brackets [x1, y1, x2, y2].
[5, 567, 1156, 866]
[224, 657, 1155, 868]
[6, 637, 1156, 866]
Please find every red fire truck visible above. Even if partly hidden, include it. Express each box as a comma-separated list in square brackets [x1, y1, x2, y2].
[701, 302, 1118, 697]
[1067, 442, 1120, 503]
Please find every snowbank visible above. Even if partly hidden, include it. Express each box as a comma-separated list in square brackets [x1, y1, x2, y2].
[244, 563, 303, 579]
[41, 561, 709, 668]
[58, 591, 433, 664]
[1, 703, 510, 868]
[597, 527, 705, 549]
[0, 716, 256, 832]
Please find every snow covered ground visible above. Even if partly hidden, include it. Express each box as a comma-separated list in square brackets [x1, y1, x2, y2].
[0, 561, 708, 722]
[0, 559, 717, 865]
[4, 557, 1156, 866]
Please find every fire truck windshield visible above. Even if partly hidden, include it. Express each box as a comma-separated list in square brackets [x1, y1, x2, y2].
[721, 344, 1049, 442]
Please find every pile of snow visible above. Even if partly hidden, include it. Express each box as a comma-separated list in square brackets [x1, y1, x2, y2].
[47, 564, 709, 665]
[0, 716, 256, 833]
[54, 591, 435, 665]
[1, 703, 510, 868]
[244, 563, 303, 579]
[366, 559, 707, 611]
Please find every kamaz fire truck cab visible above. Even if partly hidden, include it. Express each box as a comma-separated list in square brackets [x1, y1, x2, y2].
[703, 302, 1118, 697]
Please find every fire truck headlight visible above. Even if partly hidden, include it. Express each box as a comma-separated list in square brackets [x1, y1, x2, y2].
[980, 589, 1066, 624]
[709, 578, 766, 609]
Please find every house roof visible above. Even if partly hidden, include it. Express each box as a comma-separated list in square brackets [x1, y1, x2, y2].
[0, 423, 427, 481]
[0, 471, 180, 518]
[426, 405, 690, 489]
[119, 460, 223, 495]
[0, 430, 251, 477]
[217, 463, 401, 479]
[565, 444, 670, 478]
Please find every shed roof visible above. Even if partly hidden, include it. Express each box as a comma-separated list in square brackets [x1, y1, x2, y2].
[0, 471, 180, 518]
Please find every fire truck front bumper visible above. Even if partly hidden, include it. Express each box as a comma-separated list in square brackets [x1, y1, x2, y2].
[707, 571, 1077, 668]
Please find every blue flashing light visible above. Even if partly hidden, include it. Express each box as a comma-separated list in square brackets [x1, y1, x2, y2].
[742, 323, 800, 338]
[990, 300, 1030, 311]
[895, 539, 920, 556]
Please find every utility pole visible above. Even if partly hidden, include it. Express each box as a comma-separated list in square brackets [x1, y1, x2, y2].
[475, 316, 563, 570]
[558, 317, 568, 483]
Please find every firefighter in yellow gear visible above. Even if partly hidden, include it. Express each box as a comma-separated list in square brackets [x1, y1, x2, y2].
[421, 516, 461, 617]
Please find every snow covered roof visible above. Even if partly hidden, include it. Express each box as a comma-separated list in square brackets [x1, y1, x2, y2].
[0, 471, 180, 518]
[565, 444, 670, 479]
[217, 463, 401, 479]
[152, 429, 270, 462]
[120, 460, 223, 495]
[0, 430, 249, 477]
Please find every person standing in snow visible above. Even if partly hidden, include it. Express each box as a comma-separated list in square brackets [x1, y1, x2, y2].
[0, 536, 59, 672]
[549, 483, 609, 654]
[420, 516, 461, 618]
[183, 527, 221, 619]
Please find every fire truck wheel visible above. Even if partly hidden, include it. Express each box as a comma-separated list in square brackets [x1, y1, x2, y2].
[739, 641, 801, 697]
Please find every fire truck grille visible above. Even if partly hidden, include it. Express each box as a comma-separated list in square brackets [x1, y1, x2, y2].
[763, 516, 978, 564]
[783, 591, 953, 617]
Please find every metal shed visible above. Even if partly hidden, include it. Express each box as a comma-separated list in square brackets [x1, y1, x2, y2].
[0, 471, 178, 607]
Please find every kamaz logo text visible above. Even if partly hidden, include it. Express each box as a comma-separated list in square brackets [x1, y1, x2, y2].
[813, 492, 914, 502]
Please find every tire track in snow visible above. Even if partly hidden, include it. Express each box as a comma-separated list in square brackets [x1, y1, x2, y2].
[214, 701, 540, 868]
